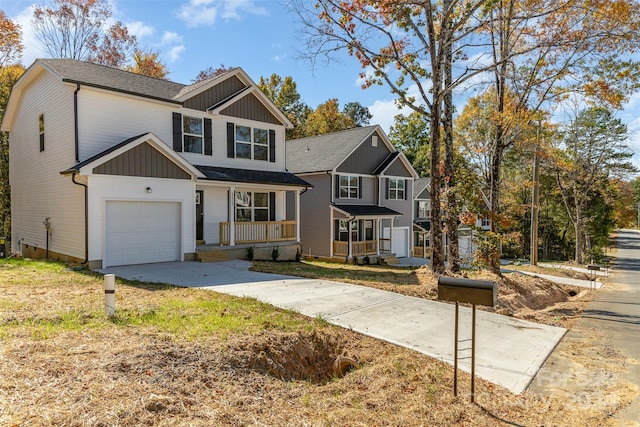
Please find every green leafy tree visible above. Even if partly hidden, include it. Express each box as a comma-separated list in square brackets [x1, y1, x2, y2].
[342, 101, 372, 127]
[258, 74, 311, 139]
[301, 98, 355, 137]
[550, 107, 637, 263]
[388, 111, 430, 177]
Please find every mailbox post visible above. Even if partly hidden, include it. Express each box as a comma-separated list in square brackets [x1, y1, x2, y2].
[438, 277, 497, 403]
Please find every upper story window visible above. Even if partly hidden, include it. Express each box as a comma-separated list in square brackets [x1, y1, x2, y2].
[183, 116, 203, 154]
[236, 191, 269, 222]
[388, 178, 405, 200]
[417, 200, 430, 218]
[339, 175, 359, 199]
[235, 125, 269, 161]
[482, 216, 491, 228]
[39, 114, 45, 152]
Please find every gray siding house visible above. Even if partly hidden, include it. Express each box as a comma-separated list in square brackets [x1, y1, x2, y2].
[286, 126, 418, 261]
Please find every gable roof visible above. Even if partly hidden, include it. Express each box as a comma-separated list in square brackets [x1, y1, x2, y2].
[2, 59, 292, 131]
[413, 177, 431, 199]
[40, 58, 186, 103]
[286, 125, 381, 173]
[60, 133, 204, 178]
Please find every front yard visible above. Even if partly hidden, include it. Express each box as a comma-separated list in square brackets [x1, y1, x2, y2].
[0, 258, 625, 426]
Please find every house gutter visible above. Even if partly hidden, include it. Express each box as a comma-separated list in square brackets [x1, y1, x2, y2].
[71, 172, 88, 264]
[74, 84, 80, 163]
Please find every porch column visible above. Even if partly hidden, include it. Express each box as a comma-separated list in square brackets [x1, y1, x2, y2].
[375, 219, 380, 255]
[390, 217, 395, 254]
[296, 189, 301, 243]
[228, 186, 235, 246]
[347, 219, 353, 260]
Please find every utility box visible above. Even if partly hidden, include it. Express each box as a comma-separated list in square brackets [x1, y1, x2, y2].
[438, 277, 497, 307]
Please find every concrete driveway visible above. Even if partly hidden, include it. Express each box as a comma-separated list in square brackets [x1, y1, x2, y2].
[99, 260, 566, 394]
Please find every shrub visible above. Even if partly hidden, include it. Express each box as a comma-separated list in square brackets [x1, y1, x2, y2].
[247, 246, 254, 261]
[271, 246, 280, 261]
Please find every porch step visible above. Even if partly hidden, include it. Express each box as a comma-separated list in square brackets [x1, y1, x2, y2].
[380, 254, 399, 265]
[196, 250, 230, 262]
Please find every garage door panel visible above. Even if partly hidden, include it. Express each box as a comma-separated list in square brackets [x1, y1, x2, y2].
[105, 201, 181, 267]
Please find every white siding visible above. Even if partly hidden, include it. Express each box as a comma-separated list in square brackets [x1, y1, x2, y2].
[77, 88, 174, 160]
[202, 186, 229, 245]
[87, 175, 195, 265]
[9, 71, 84, 258]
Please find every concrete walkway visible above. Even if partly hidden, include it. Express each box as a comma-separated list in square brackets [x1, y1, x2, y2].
[99, 260, 566, 394]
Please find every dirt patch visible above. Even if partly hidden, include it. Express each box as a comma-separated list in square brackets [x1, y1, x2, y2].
[224, 330, 353, 383]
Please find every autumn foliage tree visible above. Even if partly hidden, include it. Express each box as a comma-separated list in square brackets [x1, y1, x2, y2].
[32, 0, 137, 68]
[125, 49, 169, 79]
[258, 74, 311, 139]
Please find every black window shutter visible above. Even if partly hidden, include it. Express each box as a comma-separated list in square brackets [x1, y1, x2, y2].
[385, 178, 389, 199]
[269, 130, 276, 162]
[404, 179, 408, 200]
[172, 112, 182, 152]
[269, 192, 276, 221]
[358, 176, 363, 199]
[204, 118, 212, 155]
[335, 175, 340, 199]
[226, 122, 235, 158]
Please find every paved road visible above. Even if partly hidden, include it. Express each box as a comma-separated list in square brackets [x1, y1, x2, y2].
[529, 229, 640, 422]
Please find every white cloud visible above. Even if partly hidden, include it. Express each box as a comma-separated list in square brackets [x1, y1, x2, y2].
[167, 45, 186, 63]
[176, 0, 267, 27]
[368, 99, 411, 134]
[126, 21, 154, 39]
[161, 31, 184, 45]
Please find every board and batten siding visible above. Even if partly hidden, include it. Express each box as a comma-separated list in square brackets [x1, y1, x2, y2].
[333, 175, 377, 205]
[297, 174, 332, 258]
[93, 142, 191, 179]
[9, 72, 84, 259]
[183, 75, 247, 111]
[336, 133, 392, 174]
[86, 175, 195, 264]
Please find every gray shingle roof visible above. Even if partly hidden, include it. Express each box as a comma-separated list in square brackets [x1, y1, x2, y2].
[196, 165, 311, 187]
[333, 204, 401, 217]
[413, 177, 431, 198]
[285, 126, 378, 173]
[39, 58, 186, 103]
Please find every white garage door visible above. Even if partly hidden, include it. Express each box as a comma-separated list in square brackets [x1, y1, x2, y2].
[392, 227, 409, 258]
[105, 201, 181, 267]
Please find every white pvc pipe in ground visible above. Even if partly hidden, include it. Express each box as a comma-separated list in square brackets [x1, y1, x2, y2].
[104, 274, 115, 317]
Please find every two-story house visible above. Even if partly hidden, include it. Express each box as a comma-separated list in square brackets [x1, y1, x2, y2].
[1, 58, 310, 268]
[286, 126, 418, 262]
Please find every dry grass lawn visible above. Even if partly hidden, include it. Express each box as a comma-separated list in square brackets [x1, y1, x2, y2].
[0, 258, 631, 426]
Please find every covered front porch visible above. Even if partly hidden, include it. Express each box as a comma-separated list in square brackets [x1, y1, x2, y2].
[194, 165, 310, 260]
[331, 204, 401, 260]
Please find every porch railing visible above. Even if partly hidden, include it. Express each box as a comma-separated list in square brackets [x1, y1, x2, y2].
[413, 246, 431, 258]
[333, 240, 381, 257]
[220, 221, 297, 245]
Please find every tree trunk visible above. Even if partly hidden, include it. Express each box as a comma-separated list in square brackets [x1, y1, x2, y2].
[443, 7, 459, 273]
[430, 106, 444, 274]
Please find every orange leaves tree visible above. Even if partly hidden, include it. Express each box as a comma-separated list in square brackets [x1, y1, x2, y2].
[32, 0, 137, 68]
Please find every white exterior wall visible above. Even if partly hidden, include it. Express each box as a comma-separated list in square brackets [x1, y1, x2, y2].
[9, 71, 84, 258]
[86, 175, 195, 264]
[201, 186, 229, 245]
[77, 88, 288, 172]
[77, 88, 174, 161]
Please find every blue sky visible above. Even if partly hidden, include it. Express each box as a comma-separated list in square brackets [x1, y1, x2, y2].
[2, 0, 640, 166]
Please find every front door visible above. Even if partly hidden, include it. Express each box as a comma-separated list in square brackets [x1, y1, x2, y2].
[196, 190, 204, 241]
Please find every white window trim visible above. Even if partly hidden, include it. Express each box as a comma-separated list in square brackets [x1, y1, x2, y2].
[339, 175, 359, 199]
[183, 115, 203, 154]
[235, 125, 270, 161]
[235, 191, 270, 222]
[389, 178, 405, 200]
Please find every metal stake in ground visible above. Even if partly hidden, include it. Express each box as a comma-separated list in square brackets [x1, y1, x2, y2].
[437, 277, 497, 403]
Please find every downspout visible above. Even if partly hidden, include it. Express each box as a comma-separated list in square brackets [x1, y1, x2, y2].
[74, 84, 80, 163]
[72, 173, 88, 264]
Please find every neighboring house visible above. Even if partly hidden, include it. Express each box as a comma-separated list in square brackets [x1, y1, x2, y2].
[286, 126, 418, 261]
[412, 177, 491, 262]
[1, 58, 310, 268]
[413, 177, 431, 258]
